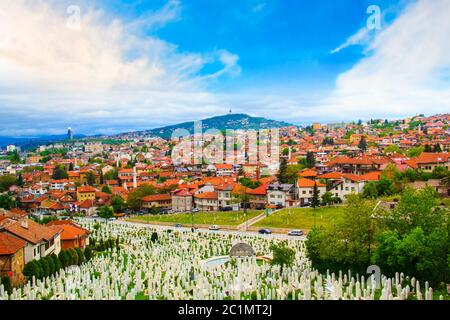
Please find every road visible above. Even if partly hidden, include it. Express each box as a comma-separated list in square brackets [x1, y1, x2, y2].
[113, 219, 306, 241]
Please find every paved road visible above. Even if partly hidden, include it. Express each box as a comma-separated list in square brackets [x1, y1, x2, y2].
[114, 219, 306, 241]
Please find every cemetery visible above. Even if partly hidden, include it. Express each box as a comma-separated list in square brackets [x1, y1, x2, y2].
[0, 220, 446, 300]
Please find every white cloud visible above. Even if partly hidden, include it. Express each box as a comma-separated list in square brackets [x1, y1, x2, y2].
[322, 0, 450, 120]
[330, 27, 372, 54]
[0, 0, 238, 136]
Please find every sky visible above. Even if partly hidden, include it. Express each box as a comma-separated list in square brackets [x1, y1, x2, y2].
[0, 0, 449, 136]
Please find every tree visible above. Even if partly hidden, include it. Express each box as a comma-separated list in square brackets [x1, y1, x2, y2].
[101, 185, 112, 194]
[1, 276, 12, 295]
[9, 150, 21, 164]
[321, 192, 334, 206]
[127, 184, 157, 210]
[52, 165, 68, 180]
[111, 195, 126, 213]
[270, 242, 295, 274]
[0, 175, 17, 192]
[384, 144, 401, 154]
[151, 232, 159, 243]
[104, 169, 119, 181]
[51, 254, 61, 272]
[0, 194, 15, 209]
[305, 195, 377, 274]
[406, 146, 424, 158]
[358, 137, 368, 152]
[433, 143, 442, 153]
[306, 152, 315, 169]
[277, 157, 288, 184]
[362, 181, 378, 199]
[311, 183, 320, 209]
[98, 206, 114, 219]
[16, 173, 24, 186]
[85, 171, 96, 186]
[424, 144, 433, 153]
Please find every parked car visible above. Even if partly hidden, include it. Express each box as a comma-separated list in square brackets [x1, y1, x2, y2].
[275, 204, 284, 210]
[258, 228, 272, 234]
[108, 217, 117, 222]
[174, 224, 183, 228]
[209, 225, 220, 231]
[160, 209, 170, 214]
[220, 206, 233, 212]
[136, 212, 145, 216]
[288, 230, 304, 237]
[192, 208, 200, 213]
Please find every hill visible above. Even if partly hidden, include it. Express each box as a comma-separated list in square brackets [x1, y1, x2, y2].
[139, 113, 294, 139]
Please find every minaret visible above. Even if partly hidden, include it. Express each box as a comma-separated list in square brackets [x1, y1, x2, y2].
[133, 166, 137, 189]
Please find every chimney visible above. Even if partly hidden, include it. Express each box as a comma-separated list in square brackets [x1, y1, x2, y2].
[21, 220, 28, 229]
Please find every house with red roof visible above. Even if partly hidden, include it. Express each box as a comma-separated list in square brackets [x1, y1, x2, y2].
[0, 233, 26, 286]
[171, 189, 194, 212]
[141, 194, 172, 210]
[194, 191, 218, 211]
[0, 218, 62, 264]
[46, 220, 90, 250]
[296, 178, 326, 206]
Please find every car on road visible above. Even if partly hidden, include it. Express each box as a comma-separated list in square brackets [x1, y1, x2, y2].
[191, 208, 200, 213]
[174, 224, 183, 228]
[258, 228, 272, 234]
[108, 217, 117, 222]
[209, 225, 220, 231]
[288, 230, 304, 236]
[220, 206, 233, 212]
[135, 212, 145, 216]
[275, 204, 284, 210]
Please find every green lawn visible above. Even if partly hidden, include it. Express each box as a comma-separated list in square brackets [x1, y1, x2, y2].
[128, 210, 262, 226]
[254, 206, 346, 230]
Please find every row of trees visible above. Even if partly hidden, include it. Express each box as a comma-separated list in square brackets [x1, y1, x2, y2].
[306, 187, 449, 286]
[362, 164, 450, 199]
[23, 248, 87, 280]
[22, 237, 119, 281]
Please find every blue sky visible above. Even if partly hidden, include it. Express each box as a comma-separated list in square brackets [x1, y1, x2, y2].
[1, 0, 449, 136]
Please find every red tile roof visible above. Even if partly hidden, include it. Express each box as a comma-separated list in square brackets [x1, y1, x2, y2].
[0, 233, 26, 255]
[141, 194, 172, 202]
[297, 178, 325, 188]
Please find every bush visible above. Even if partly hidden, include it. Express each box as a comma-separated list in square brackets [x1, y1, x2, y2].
[151, 232, 159, 243]
[75, 248, 84, 265]
[39, 258, 50, 279]
[1, 276, 12, 295]
[84, 246, 93, 261]
[51, 254, 61, 272]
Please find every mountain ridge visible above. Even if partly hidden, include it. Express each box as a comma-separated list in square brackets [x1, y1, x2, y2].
[133, 113, 294, 139]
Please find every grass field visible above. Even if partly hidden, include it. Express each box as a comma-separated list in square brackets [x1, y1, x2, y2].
[128, 210, 263, 226]
[254, 206, 346, 230]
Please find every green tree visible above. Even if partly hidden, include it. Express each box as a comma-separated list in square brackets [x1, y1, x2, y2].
[104, 169, 119, 181]
[306, 152, 315, 169]
[277, 157, 288, 183]
[85, 171, 97, 186]
[433, 143, 442, 153]
[0, 276, 12, 295]
[358, 137, 368, 152]
[321, 192, 334, 206]
[111, 195, 126, 213]
[0, 194, 15, 209]
[0, 175, 17, 192]
[52, 165, 68, 180]
[127, 184, 157, 210]
[311, 183, 320, 209]
[101, 185, 112, 194]
[270, 242, 296, 274]
[51, 254, 61, 272]
[98, 206, 114, 219]
[406, 146, 424, 158]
